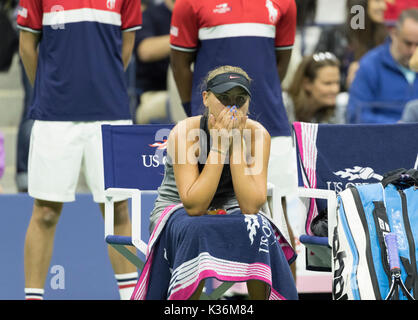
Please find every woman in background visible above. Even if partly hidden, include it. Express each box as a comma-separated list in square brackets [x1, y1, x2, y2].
[284, 52, 346, 124]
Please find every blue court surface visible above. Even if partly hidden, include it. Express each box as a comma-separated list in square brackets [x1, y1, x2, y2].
[0, 193, 155, 300]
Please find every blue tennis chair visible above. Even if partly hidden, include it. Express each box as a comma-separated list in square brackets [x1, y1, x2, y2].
[101, 124, 283, 299]
[102, 124, 173, 270]
[292, 122, 418, 273]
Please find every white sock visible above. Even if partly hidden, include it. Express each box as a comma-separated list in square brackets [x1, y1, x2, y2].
[115, 272, 138, 300]
[25, 288, 44, 300]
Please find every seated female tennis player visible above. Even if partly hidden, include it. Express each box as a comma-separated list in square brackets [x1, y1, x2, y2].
[131, 65, 298, 300]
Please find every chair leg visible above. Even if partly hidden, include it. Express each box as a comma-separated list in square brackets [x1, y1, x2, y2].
[110, 244, 144, 270]
[109, 245, 237, 300]
[201, 282, 235, 300]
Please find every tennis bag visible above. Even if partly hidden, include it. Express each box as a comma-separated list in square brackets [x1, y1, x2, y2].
[332, 168, 418, 300]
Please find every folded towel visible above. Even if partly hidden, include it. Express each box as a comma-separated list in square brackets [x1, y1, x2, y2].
[131, 205, 297, 300]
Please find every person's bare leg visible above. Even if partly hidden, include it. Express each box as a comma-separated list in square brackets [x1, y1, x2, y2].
[247, 280, 269, 300]
[24, 199, 63, 289]
[99, 200, 137, 274]
[100, 200, 138, 299]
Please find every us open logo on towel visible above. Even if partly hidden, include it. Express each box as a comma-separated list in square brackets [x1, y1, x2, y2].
[326, 166, 383, 193]
[244, 215, 275, 254]
[245, 215, 260, 245]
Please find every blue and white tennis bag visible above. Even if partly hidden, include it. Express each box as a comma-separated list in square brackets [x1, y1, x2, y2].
[332, 168, 418, 300]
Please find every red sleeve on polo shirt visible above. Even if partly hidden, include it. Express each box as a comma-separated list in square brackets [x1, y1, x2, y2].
[170, 0, 198, 51]
[121, 0, 142, 31]
[17, 0, 43, 32]
[275, 0, 296, 49]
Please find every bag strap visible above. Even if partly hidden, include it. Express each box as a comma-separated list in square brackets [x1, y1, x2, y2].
[372, 201, 392, 285]
[405, 169, 418, 184]
[381, 168, 418, 189]
[376, 187, 416, 298]
[400, 256, 415, 293]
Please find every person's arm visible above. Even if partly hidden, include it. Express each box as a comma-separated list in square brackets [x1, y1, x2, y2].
[135, 4, 170, 63]
[122, 31, 136, 70]
[346, 61, 376, 123]
[137, 35, 170, 62]
[276, 49, 293, 81]
[346, 61, 360, 89]
[169, 0, 198, 116]
[229, 119, 270, 214]
[120, 0, 142, 69]
[170, 49, 196, 115]
[17, 0, 43, 87]
[170, 115, 232, 216]
[19, 30, 40, 87]
[274, 0, 296, 81]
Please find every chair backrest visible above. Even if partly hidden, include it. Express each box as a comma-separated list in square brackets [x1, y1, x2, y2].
[102, 124, 174, 190]
[102, 123, 175, 255]
[292, 121, 418, 235]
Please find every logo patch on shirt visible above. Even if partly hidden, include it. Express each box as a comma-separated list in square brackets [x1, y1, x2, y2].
[213, 3, 231, 14]
[170, 25, 179, 37]
[265, 0, 278, 24]
[17, 6, 28, 18]
[107, 0, 116, 10]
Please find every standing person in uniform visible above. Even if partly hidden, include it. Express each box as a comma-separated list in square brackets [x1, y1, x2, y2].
[17, 0, 142, 300]
[169, 0, 298, 279]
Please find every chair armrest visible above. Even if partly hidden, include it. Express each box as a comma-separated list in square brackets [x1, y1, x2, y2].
[299, 235, 330, 247]
[297, 187, 337, 247]
[267, 182, 274, 197]
[266, 182, 284, 221]
[104, 188, 147, 255]
[265, 182, 293, 246]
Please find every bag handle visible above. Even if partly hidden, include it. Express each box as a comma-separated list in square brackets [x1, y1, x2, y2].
[381, 168, 418, 189]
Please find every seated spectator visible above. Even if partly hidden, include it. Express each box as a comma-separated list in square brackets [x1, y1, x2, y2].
[347, 8, 418, 124]
[400, 99, 418, 122]
[315, 0, 388, 90]
[134, 0, 174, 124]
[284, 52, 347, 124]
